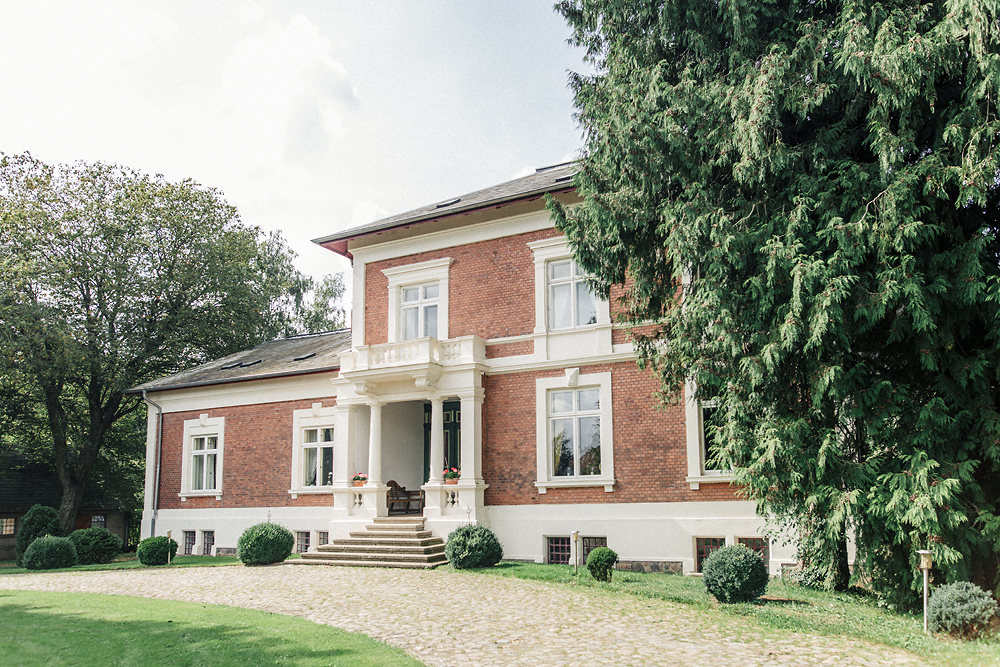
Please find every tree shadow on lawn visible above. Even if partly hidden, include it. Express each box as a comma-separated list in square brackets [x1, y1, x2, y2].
[0, 593, 381, 667]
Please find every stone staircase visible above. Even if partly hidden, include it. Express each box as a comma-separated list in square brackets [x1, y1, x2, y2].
[296, 516, 447, 569]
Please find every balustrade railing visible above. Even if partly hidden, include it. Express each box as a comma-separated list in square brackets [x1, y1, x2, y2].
[340, 336, 485, 373]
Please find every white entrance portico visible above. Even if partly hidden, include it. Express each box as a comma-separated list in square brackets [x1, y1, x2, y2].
[326, 336, 488, 539]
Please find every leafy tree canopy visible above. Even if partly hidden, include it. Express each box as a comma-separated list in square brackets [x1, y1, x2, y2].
[551, 0, 1000, 606]
[0, 153, 345, 533]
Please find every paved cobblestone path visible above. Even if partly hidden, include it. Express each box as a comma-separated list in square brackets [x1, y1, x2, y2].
[1, 565, 926, 667]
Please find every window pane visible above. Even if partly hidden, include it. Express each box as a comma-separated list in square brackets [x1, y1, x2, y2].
[193, 437, 204, 451]
[402, 287, 420, 302]
[321, 427, 334, 442]
[206, 436, 217, 450]
[579, 416, 601, 475]
[304, 428, 317, 444]
[578, 388, 600, 411]
[550, 283, 572, 329]
[205, 453, 216, 489]
[702, 405, 720, 470]
[424, 283, 439, 299]
[576, 281, 598, 326]
[549, 260, 571, 280]
[321, 447, 334, 486]
[423, 304, 438, 338]
[304, 447, 318, 486]
[551, 418, 574, 477]
[192, 455, 204, 490]
[402, 306, 420, 340]
[550, 390, 573, 414]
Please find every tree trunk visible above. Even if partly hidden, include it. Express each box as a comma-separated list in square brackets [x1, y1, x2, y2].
[833, 535, 851, 591]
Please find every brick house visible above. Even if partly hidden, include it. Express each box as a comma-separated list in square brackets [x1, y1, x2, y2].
[131, 163, 795, 572]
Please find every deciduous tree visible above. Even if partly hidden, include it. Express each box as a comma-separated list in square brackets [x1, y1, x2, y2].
[0, 153, 344, 534]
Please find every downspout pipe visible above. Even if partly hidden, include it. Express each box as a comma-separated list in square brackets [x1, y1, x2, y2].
[141, 389, 163, 538]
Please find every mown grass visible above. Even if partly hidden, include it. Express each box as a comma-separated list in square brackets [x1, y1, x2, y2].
[0, 589, 423, 667]
[0, 552, 304, 574]
[473, 562, 1000, 667]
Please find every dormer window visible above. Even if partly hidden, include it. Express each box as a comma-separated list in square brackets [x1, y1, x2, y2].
[401, 283, 439, 340]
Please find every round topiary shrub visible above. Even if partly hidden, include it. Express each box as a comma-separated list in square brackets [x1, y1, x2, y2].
[702, 545, 769, 603]
[445, 524, 503, 569]
[15, 504, 63, 567]
[928, 581, 997, 639]
[137, 535, 179, 566]
[22, 534, 78, 570]
[586, 546, 619, 582]
[237, 522, 295, 565]
[69, 527, 123, 565]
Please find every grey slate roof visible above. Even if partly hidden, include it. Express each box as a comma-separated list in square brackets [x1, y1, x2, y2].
[127, 328, 352, 394]
[312, 161, 579, 248]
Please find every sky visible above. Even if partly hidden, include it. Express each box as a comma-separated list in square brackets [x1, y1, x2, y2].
[0, 1, 590, 315]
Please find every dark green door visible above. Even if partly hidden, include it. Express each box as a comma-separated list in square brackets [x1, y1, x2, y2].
[423, 401, 461, 483]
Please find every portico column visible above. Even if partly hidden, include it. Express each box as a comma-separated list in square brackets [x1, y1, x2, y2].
[367, 402, 384, 484]
[333, 404, 357, 484]
[429, 398, 444, 482]
[459, 390, 483, 482]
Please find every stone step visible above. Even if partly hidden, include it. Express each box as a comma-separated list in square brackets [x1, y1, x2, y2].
[372, 516, 425, 524]
[302, 550, 447, 564]
[290, 558, 444, 569]
[351, 529, 434, 539]
[319, 543, 445, 555]
[334, 536, 444, 549]
[364, 523, 427, 532]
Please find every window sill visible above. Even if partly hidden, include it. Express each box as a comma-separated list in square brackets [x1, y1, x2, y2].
[179, 491, 222, 501]
[685, 474, 733, 490]
[535, 478, 615, 494]
[288, 487, 333, 499]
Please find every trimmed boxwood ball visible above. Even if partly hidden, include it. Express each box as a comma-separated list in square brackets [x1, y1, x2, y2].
[445, 524, 503, 569]
[928, 581, 997, 639]
[23, 535, 78, 570]
[586, 546, 619, 582]
[69, 527, 122, 565]
[702, 545, 769, 603]
[237, 522, 295, 565]
[137, 535, 179, 566]
[15, 504, 63, 567]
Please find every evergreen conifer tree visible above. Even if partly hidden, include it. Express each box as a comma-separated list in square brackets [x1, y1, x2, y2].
[552, 0, 1000, 606]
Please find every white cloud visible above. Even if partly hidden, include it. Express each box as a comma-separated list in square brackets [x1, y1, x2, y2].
[351, 201, 391, 227]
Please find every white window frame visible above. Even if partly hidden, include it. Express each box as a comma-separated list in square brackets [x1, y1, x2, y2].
[180, 414, 225, 500]
[527, 237, 610, 335]
[383, 257, 452, 343]
[684, 379, 733, 489]
[290, 402, 338, 498]
[535, 369, 614, 493]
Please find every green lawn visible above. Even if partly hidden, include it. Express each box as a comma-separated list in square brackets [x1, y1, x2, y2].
[0, 552, 304, 574]
[0, 589, 424, 667]
[474, 562, 1000, 667]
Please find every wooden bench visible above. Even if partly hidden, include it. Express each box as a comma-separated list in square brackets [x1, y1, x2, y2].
[386, 480, 425, 515]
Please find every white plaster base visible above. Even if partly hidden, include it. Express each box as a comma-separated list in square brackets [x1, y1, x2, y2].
[483, 501, 797, 575]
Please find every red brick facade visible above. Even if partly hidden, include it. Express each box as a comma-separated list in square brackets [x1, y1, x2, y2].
[157, 397, 337, 511]
[364, 228, 561, 345]
[482, 363, 740, 506]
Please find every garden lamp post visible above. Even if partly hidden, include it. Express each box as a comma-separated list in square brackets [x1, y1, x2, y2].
[572, 531, 580, 574]
[917, 549, 933, 633]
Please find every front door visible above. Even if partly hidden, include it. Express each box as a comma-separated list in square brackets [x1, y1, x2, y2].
[423, 401, 461, 483]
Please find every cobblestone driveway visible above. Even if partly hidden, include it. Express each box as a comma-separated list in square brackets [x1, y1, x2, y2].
[1, 565, 925, 667]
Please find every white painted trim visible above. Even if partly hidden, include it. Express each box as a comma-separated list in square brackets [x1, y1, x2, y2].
[140, 373, 339, 413]
[535, 371, 614, 493]
[289, 402, 338, 496]
[486, 350, 635, 375]
[684, 380, 732, 489]
[527, 236, 611, 336]
[180, 414, 225, 501]
[351, 209, 555, 265]
[383, 257, 453, 343]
